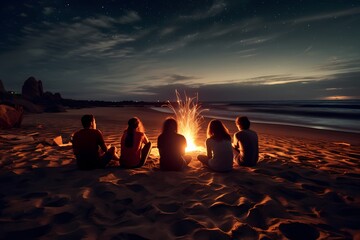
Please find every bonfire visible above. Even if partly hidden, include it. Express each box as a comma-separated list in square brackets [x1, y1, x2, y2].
[166, 90, 207, 152]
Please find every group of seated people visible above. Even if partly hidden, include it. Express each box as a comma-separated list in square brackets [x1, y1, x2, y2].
[71, 114, 258, 172]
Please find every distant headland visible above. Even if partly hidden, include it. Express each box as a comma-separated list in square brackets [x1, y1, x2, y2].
[0, 76, 164, 113]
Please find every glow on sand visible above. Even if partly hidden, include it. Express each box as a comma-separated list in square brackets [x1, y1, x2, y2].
[167, 90, 206, 152]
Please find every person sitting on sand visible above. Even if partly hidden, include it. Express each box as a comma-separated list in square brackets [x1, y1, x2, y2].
[72, 114, 119, 170]
[157, 117, 191, 171]
[197, 119, 233, 172]
[120, 117, 152, 168]
[233, 116, 259, 167]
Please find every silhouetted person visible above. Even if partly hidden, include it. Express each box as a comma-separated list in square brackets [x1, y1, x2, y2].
[72, 114, 119, 170]
[233, 116, 259, 167]
[120, 117, 152, 168]
[197, 119, 233, 172]
[157, 117, 191, 171]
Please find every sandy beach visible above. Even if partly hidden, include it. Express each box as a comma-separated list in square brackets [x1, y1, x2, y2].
[0, 107, 359, 239]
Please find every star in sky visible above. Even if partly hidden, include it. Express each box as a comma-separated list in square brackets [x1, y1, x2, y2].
[0, 0, 359, 101]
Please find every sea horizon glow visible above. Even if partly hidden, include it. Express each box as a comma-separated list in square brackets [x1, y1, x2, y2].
[0, 1, 359, 101]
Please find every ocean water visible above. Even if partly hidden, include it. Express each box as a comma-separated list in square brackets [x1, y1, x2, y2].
[152, 100, 360, 134]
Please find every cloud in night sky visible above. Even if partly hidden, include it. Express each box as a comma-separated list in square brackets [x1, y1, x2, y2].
[138, 70, 360, 101]
[0, 0, 359, 101]
[118, 11, 141, 24]
[43, 7, 55, 16]
[180, 0, 227, 20]
[317, 58, 360, 72]
[292, 7, 360, 24]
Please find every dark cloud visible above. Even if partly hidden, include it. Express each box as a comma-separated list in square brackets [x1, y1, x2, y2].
[0, 0, 359, 101]
[167, 74, 201, 82]
[136, 71, 360, 101]
[180, 0, 227, 20]
[317, 58, 360, 72]
[292, 7, 360, 24]
[118, 11, 141, 24]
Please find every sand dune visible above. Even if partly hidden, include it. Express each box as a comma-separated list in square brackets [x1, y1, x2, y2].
[0, 107, 359, 239]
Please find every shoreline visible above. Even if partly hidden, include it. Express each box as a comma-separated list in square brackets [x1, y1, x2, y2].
[151, 106, 360, 137]
[18, 106, 360, 146]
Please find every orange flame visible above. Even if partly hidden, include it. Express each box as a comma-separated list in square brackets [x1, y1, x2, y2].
[167, 90, 206, 152]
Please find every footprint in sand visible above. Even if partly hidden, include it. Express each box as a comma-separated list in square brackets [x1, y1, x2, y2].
[170, 219, 204, 237]
[185, 203, 207, 216]
[18, 207, 44, 219]
[22, 192, 48, 199]
[54, 226, 85, 239]
[279, 222, 319, 240]
[157, 203, 181, 213]
[116, 198, 133, 205]
[246, 197, 289, 229]
[112, 233, 149, 240]
[278, 170, 302, 183]
[53, 212, 75, 224]
[215, 192, 241, 205]
[181, 183, 203, 195]
[126, 184, 148, 193]
[131, 204, 155, 216]
[42, 196, 70, 207]
[193, 229, 231, 240]
[301, 184, 325, 194]
[2, 224, 52, 240]
[231, 223, 259, 239]
[322, 191, 344, 203]
[113, 199, 132, 216]
[208, 202, 232, 218]
[276, 186, 307, 200]
[253, 168, 274, 176]
[305, 177, 330, 186]
[96, 190, 116, 200]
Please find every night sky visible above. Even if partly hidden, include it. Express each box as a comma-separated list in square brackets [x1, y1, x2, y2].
[1, 0, 359, 101]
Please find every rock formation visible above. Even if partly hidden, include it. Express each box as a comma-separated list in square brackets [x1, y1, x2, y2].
[0, 79, 13, 104]
[0, 104, 24, 129]
[20, 76, 65, 112]
[0, 79, 5, 93]
[21, 76, 44, 102]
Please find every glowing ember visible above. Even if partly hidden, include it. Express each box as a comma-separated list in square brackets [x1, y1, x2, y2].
[167, 90, 206, 152]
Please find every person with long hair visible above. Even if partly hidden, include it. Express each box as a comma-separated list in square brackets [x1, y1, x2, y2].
[120, 117, 152, 168]
[197, 119, 233, 172]
[157, 117, 191, 171]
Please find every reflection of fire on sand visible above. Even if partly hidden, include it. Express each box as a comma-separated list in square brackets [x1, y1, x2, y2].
[166, 90, 207, 153]
[0, 97, 359, 239]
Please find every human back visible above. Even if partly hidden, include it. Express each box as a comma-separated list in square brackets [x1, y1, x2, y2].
[72, 114, 118, 169]
[73, 128, 104, 159]
[197, 119, 233, 172]
[158, 132, 187, 170]
[120, 117, 151, 168]
[206, 137, 233, 171]
[157, 117, 190, 171]
[233, 116, 259, 166]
